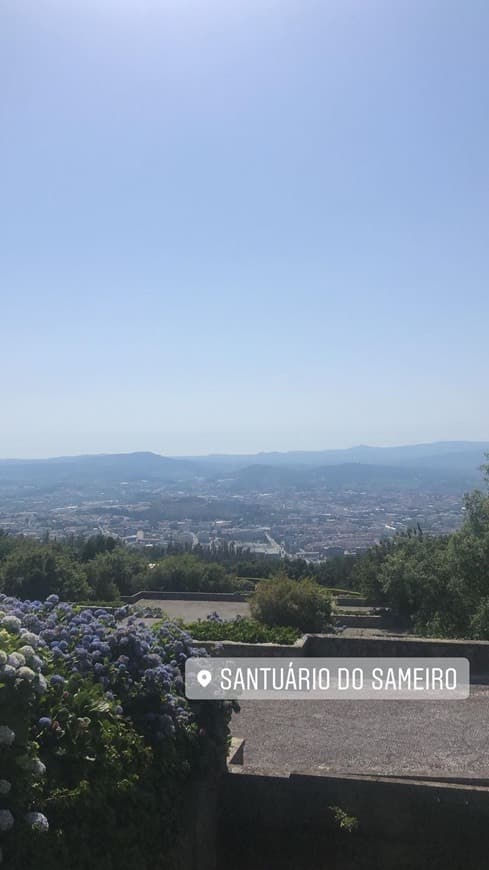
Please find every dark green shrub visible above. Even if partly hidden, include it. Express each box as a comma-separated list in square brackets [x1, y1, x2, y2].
[250, 576, 332, 633]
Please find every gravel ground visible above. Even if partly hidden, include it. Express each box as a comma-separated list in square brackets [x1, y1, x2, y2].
[133, 599, 251, 622]
[231, 685, 489, 778]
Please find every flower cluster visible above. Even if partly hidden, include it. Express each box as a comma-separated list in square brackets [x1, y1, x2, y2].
[206, 611, 224, 624]
[0, 591, 222, 862]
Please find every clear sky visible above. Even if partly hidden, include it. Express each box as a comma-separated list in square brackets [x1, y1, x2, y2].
[1, 0, 488, 458]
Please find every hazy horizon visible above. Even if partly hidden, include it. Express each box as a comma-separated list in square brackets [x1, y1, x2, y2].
[2, 1, 489, 458]
[1, 438, 488, 463]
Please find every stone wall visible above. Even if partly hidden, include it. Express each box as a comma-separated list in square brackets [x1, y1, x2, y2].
[199, 637, 307, 657]
[200, 633, 489, 676]
[303, 633, 489, 677]
[218, 768, 489, 869]
[332, 614, 385, 628]
[176, 763, 489, 869]
[122, 590, 248, 603]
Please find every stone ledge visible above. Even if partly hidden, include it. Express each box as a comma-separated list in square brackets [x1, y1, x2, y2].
[228, 737, 245, 766]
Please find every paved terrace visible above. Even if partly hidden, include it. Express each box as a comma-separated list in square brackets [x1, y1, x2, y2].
[130, 596, 489, 778]
[232, 686, 489, 778]
[131, 599, 397, 636]
[133, 598, 250, 622]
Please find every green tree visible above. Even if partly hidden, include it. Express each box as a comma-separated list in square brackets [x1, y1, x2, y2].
[0, 529, 18, 562]
[0, 544, 90, 601]
[78, 534, 118, 562]
[350, 540, 394, 601]
[147, 554, 234, 593]
[85, 548, 145, 599]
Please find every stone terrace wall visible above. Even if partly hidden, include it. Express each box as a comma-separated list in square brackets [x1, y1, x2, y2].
[303, 633, 489, 676]
[122, 590, 248, 603]
[218, 768, 489, 870]
[201, 633, 489, 676]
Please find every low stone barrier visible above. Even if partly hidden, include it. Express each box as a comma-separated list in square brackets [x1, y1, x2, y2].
[332, 614, 385, 628]
[334, 595, 369, 606]
[218, 767, 489, 870]
[200, 632, 489, 676]
[198, 637, 307, 658]
[303, 633, 489, 677]
[122, 590, 248, 603]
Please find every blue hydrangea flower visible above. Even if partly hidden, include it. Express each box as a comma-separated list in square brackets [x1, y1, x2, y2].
[1, 615, 21, 634]
[46, 594, 60, 606]
[17, 666, 36, 683]
[0, 810, 14, 832]
[0, 726, 15, 746]
[25, 811, 49, 833]
[7, 652, 25, 668]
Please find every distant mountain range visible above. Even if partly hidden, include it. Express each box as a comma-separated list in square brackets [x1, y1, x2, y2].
[0, 452, 196, 484]
[182, 441, 489, 472]
[0, 441, 487, 491]
[225, 461, 483, 493]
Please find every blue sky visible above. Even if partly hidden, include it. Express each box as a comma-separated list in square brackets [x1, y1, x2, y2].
[1, 0, 488, 458]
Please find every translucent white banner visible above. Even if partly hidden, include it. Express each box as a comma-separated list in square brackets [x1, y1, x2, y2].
[185, 657, 470, 700]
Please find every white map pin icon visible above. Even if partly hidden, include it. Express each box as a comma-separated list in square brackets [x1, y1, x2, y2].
[197, 669, 212, 688]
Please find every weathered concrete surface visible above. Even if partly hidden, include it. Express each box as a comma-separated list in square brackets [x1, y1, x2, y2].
[231, 685, 489, 778]
[134, 598, 251, 621]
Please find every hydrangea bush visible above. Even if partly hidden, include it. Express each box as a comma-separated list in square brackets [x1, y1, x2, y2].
[0, 594, 236, 870]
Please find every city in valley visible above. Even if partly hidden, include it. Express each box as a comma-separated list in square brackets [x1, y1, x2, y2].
[0, 441, 485, 560]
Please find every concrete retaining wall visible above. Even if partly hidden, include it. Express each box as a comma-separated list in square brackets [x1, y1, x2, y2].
[218, 768, 489, 869]
[303, 633, 489, 676]
[122, 590, 248, 603]
[200, 633, 489, 676]
[199, 638, 307, 657]
[332, 614, 385, 628]
[177, 777, 219, 870]
[335, 595, 368, 606]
